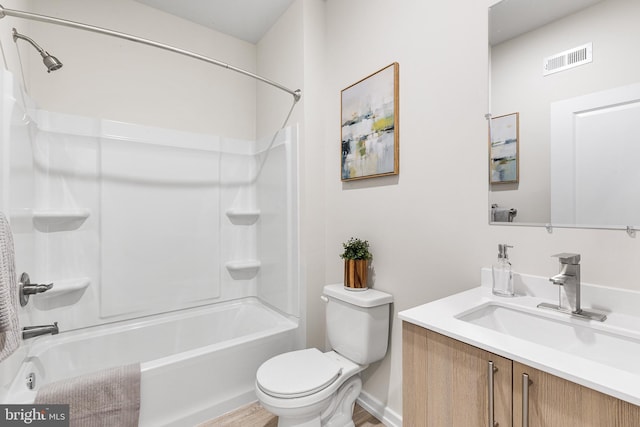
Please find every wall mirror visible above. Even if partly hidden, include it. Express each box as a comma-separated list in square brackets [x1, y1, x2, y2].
[488, 0, 640, 230]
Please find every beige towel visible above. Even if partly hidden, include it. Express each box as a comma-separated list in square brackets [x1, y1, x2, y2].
[0, 211, 20, 363]
[35, 364, 141, 427]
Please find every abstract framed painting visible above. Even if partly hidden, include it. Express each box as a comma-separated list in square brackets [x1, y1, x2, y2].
[489, 112, 519, 184]
[341, 62, 399, 181]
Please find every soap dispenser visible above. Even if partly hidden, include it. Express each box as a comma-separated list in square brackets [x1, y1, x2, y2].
[492, 244, 514, 297]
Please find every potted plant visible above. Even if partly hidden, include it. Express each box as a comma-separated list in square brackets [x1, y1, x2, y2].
[340, 237, 372, 290]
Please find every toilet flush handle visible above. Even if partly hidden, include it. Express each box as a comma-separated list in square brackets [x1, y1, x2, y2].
[320, 295, 329, 303]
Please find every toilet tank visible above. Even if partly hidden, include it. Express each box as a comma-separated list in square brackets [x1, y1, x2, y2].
[323, 284, 393, 365]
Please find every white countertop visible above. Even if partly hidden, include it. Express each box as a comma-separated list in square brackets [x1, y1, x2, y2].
[398, 269, 640, 406]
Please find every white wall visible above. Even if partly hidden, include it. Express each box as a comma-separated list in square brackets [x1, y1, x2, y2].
[1, 0, 257, 139]
[0, 0, 28, 73]
[0, 0, 30, 211]
[257, 0, 327, 351]
[322, 0, 490, 416]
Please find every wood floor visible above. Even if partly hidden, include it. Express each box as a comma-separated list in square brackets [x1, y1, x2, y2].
[198, 401, 384, 427]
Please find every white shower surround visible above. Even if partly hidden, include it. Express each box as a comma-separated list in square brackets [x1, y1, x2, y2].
[0, 69, 302, 421]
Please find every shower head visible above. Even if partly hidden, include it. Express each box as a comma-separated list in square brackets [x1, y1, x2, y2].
[12, 28, 62, 73]
[42, 53, 63, 72]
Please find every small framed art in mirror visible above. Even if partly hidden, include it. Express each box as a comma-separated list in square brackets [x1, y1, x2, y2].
[489, 112, 519, 185]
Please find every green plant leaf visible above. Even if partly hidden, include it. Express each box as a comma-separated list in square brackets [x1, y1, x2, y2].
[339, 237, 372, 260]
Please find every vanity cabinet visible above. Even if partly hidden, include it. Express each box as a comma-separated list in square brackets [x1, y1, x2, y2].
[513, 362, 640, 427]
[403, 322, 640, 427]
[402, 322, 512, 426]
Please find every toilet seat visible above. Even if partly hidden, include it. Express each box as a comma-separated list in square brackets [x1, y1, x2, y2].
[256, 348, 343, 398]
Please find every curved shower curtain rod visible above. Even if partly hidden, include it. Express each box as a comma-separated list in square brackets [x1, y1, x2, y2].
[0, 4, 302, 102]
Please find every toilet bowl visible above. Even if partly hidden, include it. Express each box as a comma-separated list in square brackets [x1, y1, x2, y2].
[256, 349, 365, 427]
[255, 284, 393, 427]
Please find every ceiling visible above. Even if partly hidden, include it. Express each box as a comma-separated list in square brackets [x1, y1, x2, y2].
[138, 0, 604, 47]
[134, 0, 295, 44]
[489, 0, 604, 45]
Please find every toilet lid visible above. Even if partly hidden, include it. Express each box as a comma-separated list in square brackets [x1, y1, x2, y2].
[257, 348, 342, 398]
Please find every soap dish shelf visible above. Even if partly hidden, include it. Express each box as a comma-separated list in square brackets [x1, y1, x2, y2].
[225, 260, 261, 280]
[32, 209, 90, 228]
[42, 277, 91, 298]
[225, 209, 260, 225]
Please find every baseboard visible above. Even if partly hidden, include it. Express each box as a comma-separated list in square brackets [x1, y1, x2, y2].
[357, 391, 402, 427]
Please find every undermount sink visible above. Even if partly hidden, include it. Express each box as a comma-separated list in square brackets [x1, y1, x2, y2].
[399, 270, 640, 405]
[457, 303, 640, 375]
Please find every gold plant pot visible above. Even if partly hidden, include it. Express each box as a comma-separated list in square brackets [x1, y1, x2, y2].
[344, 259, 368, 290]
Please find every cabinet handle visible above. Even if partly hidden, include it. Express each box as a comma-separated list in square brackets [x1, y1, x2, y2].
[522, 373, 531, 427]
[488, 361, 498, 427]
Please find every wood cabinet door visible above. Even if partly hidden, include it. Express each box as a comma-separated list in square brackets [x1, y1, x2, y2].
[513, 361, 640, 427]
[403, 322, 512, 427]
[403, 321, 429, 425]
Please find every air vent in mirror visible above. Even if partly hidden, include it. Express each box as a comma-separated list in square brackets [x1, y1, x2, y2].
[543, 42, 592, 76]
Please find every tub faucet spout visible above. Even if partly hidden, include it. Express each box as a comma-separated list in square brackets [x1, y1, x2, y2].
[22, 322, 59, 340]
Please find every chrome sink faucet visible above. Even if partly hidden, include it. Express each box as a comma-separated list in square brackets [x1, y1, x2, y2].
[538, 253, 607, 321]
[549, 253, 582, 312]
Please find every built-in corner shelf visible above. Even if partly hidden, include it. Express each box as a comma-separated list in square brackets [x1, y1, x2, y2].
[225, 260, 261, 280]
[41, 277, 91, 298]
[32, 208, 90, 229]
[225, 209, 260, 225]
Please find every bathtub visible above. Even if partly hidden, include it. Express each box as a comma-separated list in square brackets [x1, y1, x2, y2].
[1, 298, 298, 426]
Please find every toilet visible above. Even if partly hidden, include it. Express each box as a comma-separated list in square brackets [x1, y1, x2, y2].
[255, 284, 393, 427]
